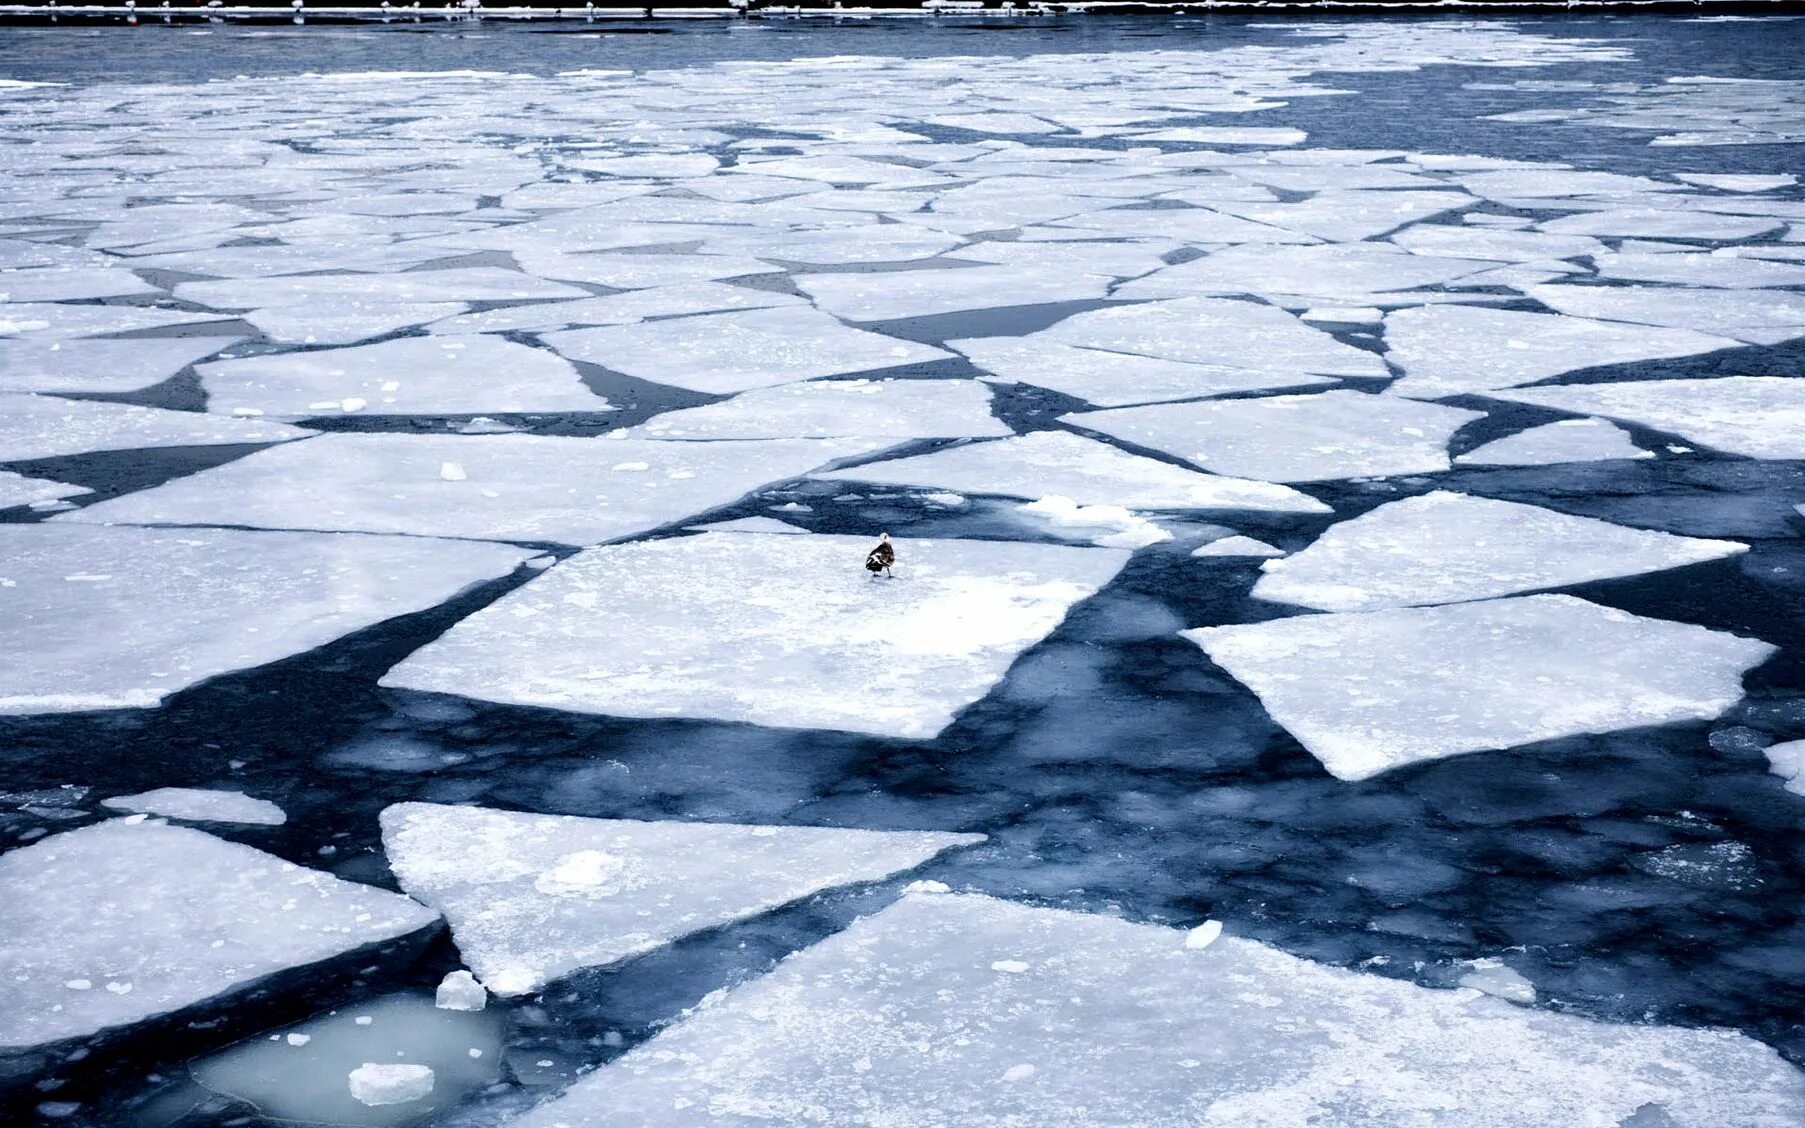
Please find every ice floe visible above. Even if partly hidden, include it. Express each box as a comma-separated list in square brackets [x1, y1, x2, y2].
[949, 336, 1337, 407]
[1592, 251, 1805, 289]
[0, 393, 311, 462]
[793, 265, 1113, 322]
[0, 301, 239, 339]
[380, 802, 981, 996]
[349, 1063, 435, 1108]
[100, 788, 287, 826]
[1538, 207, 1784, 240]
[1032, 296, 1389, 380]
[513, 891, 1805, 1128]
[625, 379, 1006, 441]
[1765, 739, 1805, 797]
[381, 532, 1127, 738]
[0, 819, 436, 1050]
[0, 524, 533, 714]
[1065, 390, 1483, 483]
[1454, 418, 1652, 466]
[1116, 242, 1493, 304]
[1192, 535, 1285, 558]
[0, 469, 89, 510]
[171, 267, 590, 311]
[1527, 283, 1805, 347]
[1483, 376, 1805, 460]
[685, 516, 810, 535]
[243, 301, 468, 347]
[1015, 496, 1173, 550]
[1186, 594, 1774, 780]
[0, 337, 242, 395]
[1251, 491, 1746, 612]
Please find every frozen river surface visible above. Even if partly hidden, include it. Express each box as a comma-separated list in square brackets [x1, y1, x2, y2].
[2, 11, 1805, 1126]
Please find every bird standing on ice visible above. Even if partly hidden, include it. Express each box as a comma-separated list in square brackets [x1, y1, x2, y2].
[865, 533, 896, 579]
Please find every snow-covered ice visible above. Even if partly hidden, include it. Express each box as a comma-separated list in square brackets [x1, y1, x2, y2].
[60, 434, 882, 546]
[1764, 739, 1805, 797]
[349, 1063, 435, 1107]
[793, 264, 1113, 322]
[1118, 240, 1490, 305]
[1454, 418, 1652, 466]
[1015, 496, 1173, 550]
[513, 891, 1805, 1128]
[171, 267, 589, 310]
[1186, 594, 1774, 780]
[949, 336, 1337, 408]
[0, 302, 238, 339]
[1192, 535, 1285, 558]
[243, 300, 468, 347]
[380, 802, 981, 996]
[0, 393, 311, 462]
[0, 337, 243, 395]
[1526, 283, 1805, 347]
[625, 379, 1006, 441]
[1591, 251, 1805, 289]
[0, 469, 89, 510]
[0, 524, 533, 713]
[381, 533, 1128, 738]
[436, 971, 486, 1013]
[0, 819, 436, 1050]
[1252, 491, 1745, 612]
[1483, 376, 1805, 460]
[100, 787, 287, 826]
[685, 516, 809, 535]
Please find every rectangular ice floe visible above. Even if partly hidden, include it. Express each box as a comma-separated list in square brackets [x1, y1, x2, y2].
[1482, 376, 1805, 460]
[381, 532, 1127, 739]
[1382, 305, 1740, 400]
[1252, 491, 1746, 612]
[60, 434, 882, 546]
[0, 524, 534, 714]
[1453, 418, 1651, 466]
[1187, 594, 1774, 780]
[0, 819, 436, 1051]
[540, 308, 951, 394]
[512, 890, 1805, 1128]
[0, 393, 311, 462]
[951, 335, 1337, 408]
[817, 430, 1327, 514]
[625, 379, 1007, 441]
[197, 337, 609, 419]
[380, 802, 981, 996]
[1526, 283, 1805, 346]
[1065, 390, 1483, 483]
[0, 337, 244, 395]
[793, 265, 1113, 322]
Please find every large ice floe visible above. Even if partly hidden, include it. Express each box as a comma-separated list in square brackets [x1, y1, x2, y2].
[0, 393, 311, 462]
[58, 434, 882, 545]
[0, 523, 533, 713]
[0, 468, 89, 510]
[1483, 376, 1805, 460]
[624, 378, 1007, 441]
[1453, 418, 1652, 466]
[793, 264, 1113, 321]
[1186, 594, 1774, 781]
[511, 891, 1805, 1128]
[0, 337, 243, 395]
[1251, 491, 1746, 612]
[1065, 390, 1483, 483]
[1526, 283, 1805, 347]
[948, 335, 1338, 407]
[380, 802, 981, 996]
[816, 430, 1327, 514]
[381, 532, 1127, 738]
[0, 819, 436, 1051]
[1114, 241, 1492, 304]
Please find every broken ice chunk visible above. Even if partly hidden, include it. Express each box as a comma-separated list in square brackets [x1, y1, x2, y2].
[435, 971, 486, 1012]
[1017, 496, 1172, 549]
[1191, 536, 1284, 558]
[0, 337, 244, 395]
[949, 336, 1336, 408]
[684, 516, 809, 535]
[348, 1063, 434, 1107]
[0, 393, 311, 462]
[1454, 418, 1651, 467]
[0, 469, 90, 511]
[793, 264, 1112, 322]
[625, 378, 1006, 441]
[1032, 296, 1389, 380]
[1459, 958, 1537, 1005]
[100, 788, 286, 827]
[1526, 283, 1805, 347]
[1763, 739, 1805, 796]
[1482, 376, 1805, 460]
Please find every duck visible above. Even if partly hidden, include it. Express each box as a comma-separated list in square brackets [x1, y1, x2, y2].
[865, 532, 895, 579]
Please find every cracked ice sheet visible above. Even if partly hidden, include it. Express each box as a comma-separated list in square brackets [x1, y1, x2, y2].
[0, 302, 239, 339]
[1454, 418, 1651, 466]
[1526, 283, 1805, 347]
[1537, 208, 1784, 240]
[58, 434, 885, 546]
[0, 819, 437, 1051]
[817, 430, 1327, 514]
[0, 337, 243, 394]
[1591, 251, 1805, 289]
[1114, 242, 1494, 305]
[1252, 491, 1745, 613]
[540, 308, 951, 395]
[380, 802, 980, 997]
[1482, 377, 1805, 460]
[0, 267, 161, 303]
[0, 469, 88, 510]
[197, 337, 608, 420]
[381, 532, 1127, 739]
[1382, 305, 1740, 400]
[0, 523, 534, 714]
[793, 265, 1114, 322]
[0, 394, 311, 462]
[1388, 224, 1605, 262]
[1065, 390, 1482, 484]
[243, 301, 467, 347]
[1189, 594, 1774, 781]
[171, 268, 590, 311]
[1204, 189, 1477, 242]
[511, 891, 1805, 1128]
[429, 285, 804, 336]
[1031, 296, 1389, 379]
[951, 336, 1336, 408]
[626, 379, 1006, 441]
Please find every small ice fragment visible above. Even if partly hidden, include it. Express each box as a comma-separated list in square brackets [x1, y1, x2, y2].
[286, 1033, 311, 1047]
[991, 960, 1029, 974]
[1458, 958, 1536, 1005]
[1000, 1064, 1036, 1083]
[1192, 536, 1284, 559]
[1185, 920, 1224, 950]
[903, 880, 951, 896]
[436, 970, 487, 1013]
[1764, 739, 1805, 796]
[440, 462, 467, 482]
[347, 1062, 434, 1106]
[340, 398, 367, 413]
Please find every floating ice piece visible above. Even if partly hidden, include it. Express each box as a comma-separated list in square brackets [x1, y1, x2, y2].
[61, 434, 882, 546]
[0, 820, 436, 1050]
[513, 891, 1805, 1128]
[0, 267, 160, 303]
[563, 152, 718, 178]
[244, 301, 467, 346]
[349, 1063, 435, 1107]
[510, 252, 783, 290]
[198, 337, 607, 419]
[1186, 594, 1773, 780]
[1066, 390, 1483, 484]
[0, 337, 243, 394]
[0, 524, 533, 714]
[1633, 841, 1760, 892]
[0, 302, 238, 339]
[1482, 376, 1805, 460]
[1299, 306, 1382, 325]
[172, 268, 589, 311]
[1383, 305, 1738, 400]
[101, 788, 286, 827]
[0, 470, 89, 510]
[1527, 283, 1805, 346]
[949, 336, 1336, 407]
[817, 430, 1326, 514]
[1388, 224, 1604, 263]
[793, 265, 1112, 322]
[1455, 169, 1681, 199]
[1455, 418, 1650, 467]
[1764, 739, 1805, 797]
[1459, 958, 1537, 1005]
[685, 516, 809, 535]
[625, 379, 1006, 441]
[1048, 205, 1313, 245]
[1134, 126, 1307, 145]
[0, 394, 310, 462]
[1192, 535, 1284, 558]
[1204, 190, 1477, 243]
[1017, 496, 1172, 550]
[1116, 242, 1491, 304]
[1252, 491, 1745, 612]
[1674, 173, 1797, 192]
[540, 308, 950, 395]
[1538, 208, 1783, 240]
[1591, 251, 1805, 289]
[380, 802, 982, 996]
[381, 533, 1127, 739]
[701, 223, 964, 266]
[1032, 296, 1388, 379]
[436, 971, 486, 1013]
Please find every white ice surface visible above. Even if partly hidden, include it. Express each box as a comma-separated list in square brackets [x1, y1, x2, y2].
[1591, 251, 1805, 289]
[381, 532, 1127, 739]
[513, 891, 1805, 1128]
[793, 265, 1112, 322]
[0, 469, 89, 510]
[1538, 208, 1783, 240]
[1187, 594, 1774, 780]
[1032, 296, 1389, 379]
[1192, 535, 1285, 558]
[0, 524, 533, 714]
[685, 516, 809, 535]
[0, 267, 160, 302]
[949, 336, 1336, 407]
[1674, 173, 1796, 192]
[0, 393, 311, 462]
[1482, 376, 1805, 460]
[380, 802, 982, 996]
[1066, 390, 1484, 483]
[349, 1063, 435, 1107]
[172, 268, 590, 310]
[1252, 491, 1745, 612]
[1527, 283, 1805, 346]
[243, 301, 467, 346]
[101, 788, 287, 826]
[1454, 418, 1651, 466]
[817, 430, 1328, 514]
[1765, 739, 1805, 797]
[0, 302, 237, 339]
[1115, 242, 1490, 303]
[60, 434, 882, 546]
[0, 820, 436, 1050]
[625, 379, 1006, 441]
[1200, 190, 1477, 243]
[0, 337, 243, 394]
